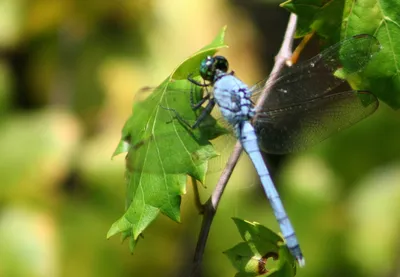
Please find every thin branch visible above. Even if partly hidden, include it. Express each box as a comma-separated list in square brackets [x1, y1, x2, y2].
[190, 13, 298, 277]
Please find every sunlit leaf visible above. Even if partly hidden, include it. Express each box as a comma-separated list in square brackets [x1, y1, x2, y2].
[108, 27, 228, 248]
[342, 0, 400, 109]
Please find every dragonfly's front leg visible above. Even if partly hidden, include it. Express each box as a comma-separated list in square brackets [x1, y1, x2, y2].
[191, 99, 215, 129]
[190, 90, 210, 111]
[187, 73, 210, 87]
[160, 95, 215, 129]
[187, 73, 217, 128]
[188, 73, 213, 111]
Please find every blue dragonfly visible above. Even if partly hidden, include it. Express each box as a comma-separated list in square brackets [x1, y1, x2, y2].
[172, 34, 381, 267]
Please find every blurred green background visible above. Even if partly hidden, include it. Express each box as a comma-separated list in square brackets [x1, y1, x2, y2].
[0, 0, 399, 277]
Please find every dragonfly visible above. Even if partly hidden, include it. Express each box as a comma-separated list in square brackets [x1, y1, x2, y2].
[171, 34, 381, 267]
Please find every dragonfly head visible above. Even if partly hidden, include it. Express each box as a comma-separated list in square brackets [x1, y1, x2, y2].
[200, 55, 229, 82]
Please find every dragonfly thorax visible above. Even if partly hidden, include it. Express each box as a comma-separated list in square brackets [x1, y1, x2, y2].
[213, 73, 256, 126]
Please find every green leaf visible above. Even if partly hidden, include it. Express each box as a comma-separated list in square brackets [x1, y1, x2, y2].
[224, 218, 297, 277]
[107, 27, 228, 248]
[342, 0, 400, 109]
[281, 0, 400, 109]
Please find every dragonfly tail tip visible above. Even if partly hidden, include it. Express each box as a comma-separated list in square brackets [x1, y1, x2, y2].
[297, 256, 306, 267]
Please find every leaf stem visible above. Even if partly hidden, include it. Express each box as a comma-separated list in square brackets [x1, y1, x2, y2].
[190, 13, 298, 277]
[191, 176, 205, 214]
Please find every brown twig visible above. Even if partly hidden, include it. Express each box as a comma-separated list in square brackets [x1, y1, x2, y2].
[190, 13, 298, 277]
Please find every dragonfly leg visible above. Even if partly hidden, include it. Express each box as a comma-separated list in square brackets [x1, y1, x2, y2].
[160, 74, 215, 129]
[187, 73, 210, 87]
[192, 99, 215, 129]
[159, 100, 215, 130]
[160, 91, 214, 129]
[190, 91, 210, 111]
[159, 104, 193, 128]
[188, 73, 214, 110]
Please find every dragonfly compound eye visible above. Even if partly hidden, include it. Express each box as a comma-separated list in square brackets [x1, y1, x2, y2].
[200, 55, 229, 82]
[213, 55, 229, 73]
[200, 56, 216, 81]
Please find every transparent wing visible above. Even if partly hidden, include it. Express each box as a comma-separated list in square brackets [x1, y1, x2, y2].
[254, 91, 379, 154]
[251, 34, 381, 109]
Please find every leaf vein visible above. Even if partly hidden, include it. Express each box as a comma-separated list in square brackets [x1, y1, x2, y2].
[376, 0, 400, 75]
